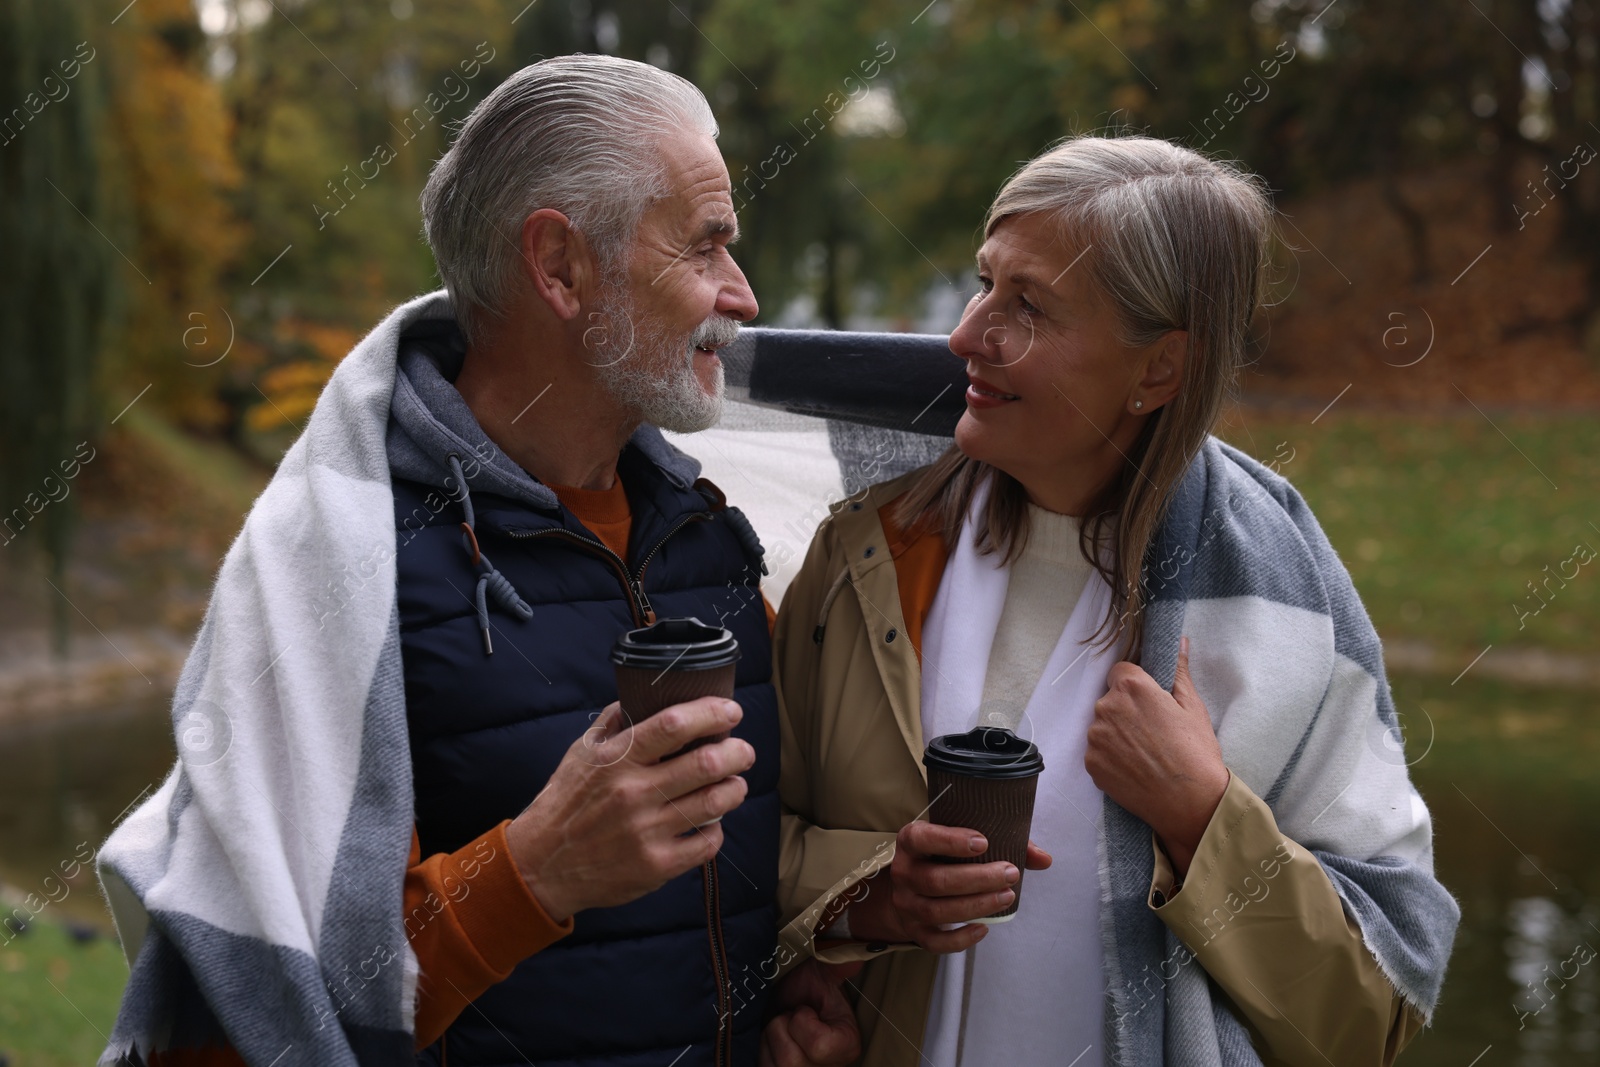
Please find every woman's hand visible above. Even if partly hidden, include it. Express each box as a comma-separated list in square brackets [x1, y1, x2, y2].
[758, 960, 863, 1067]
[1086, 636, 1229, 876]
[842, 826, 1053, 953]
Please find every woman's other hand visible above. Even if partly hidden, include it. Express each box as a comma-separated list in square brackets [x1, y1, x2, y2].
[842, 828, 1053, 953]
[758, 960, 863, 1067]
[1086, 635, 1229, 876]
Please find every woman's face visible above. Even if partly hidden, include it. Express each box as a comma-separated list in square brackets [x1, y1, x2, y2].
[949, 213, 1182, 515]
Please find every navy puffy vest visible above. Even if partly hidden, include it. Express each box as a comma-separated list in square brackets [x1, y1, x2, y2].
[395, 440, 778, 1067]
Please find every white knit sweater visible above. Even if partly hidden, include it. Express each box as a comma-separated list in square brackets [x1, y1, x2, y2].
[976, 507, 1092, 731]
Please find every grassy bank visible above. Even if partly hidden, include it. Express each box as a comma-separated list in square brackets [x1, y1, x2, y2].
[0, 919, 124, 1066]
[0, 409, 270, 647]
[1220, 409, 1600, 658]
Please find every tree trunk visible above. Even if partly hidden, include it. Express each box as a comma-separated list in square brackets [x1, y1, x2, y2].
[1380, 174, 1431, 284]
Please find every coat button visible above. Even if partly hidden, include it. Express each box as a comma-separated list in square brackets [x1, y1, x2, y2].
[863, 546, 875, 558]
[885, 628, 897, 643]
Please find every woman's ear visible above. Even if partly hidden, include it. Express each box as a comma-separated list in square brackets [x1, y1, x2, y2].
[519, 209, 598, 321]
[1134, 330, 1189, 412]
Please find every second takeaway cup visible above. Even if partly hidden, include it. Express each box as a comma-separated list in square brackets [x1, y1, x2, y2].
[610, 617, 741, 758]
[922, 726, 1045, 923]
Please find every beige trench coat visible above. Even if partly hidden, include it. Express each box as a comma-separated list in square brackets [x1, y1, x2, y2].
[774, 470, 942, 1067]
[772, 469, 1423, 1067]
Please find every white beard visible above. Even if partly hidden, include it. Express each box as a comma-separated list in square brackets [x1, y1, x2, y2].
[587, 274, 736, 434]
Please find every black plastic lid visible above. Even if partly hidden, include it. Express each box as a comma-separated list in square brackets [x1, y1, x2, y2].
[611, 617, 741, 670]
[922, 727, 1045, 780]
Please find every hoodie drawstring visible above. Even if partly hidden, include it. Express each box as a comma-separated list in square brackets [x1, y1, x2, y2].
[447, 453, 534, 655]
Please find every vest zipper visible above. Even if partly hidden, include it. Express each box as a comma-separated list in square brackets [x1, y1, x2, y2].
[633, 510, 714, 593]
[504, 512, 713, 626]
[500, 530, 640, 624]
[507, 508, 735, 1061]
[705, 857, 733, 1067]
[642, 510, 735, 1065]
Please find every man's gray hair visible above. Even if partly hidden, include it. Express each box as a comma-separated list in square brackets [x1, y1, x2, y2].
[421, 54, 718, 344]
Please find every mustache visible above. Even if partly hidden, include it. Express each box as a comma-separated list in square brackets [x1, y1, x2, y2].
[691, 315, 740, 350]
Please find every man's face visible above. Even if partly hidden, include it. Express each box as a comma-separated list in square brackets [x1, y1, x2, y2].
[589, 130, 758, 433]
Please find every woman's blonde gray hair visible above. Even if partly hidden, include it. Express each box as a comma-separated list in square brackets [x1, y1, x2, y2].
[895, 134, 1274, 656]
[421, 54, 718, 344]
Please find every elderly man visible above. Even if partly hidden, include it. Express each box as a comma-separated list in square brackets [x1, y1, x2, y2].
[97, 55, 856, 1067]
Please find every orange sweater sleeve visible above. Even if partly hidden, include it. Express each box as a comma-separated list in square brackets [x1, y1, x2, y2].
[405, 819, 574, 1048]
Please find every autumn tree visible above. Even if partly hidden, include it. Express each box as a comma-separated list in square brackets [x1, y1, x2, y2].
[106, 0, 246, 435]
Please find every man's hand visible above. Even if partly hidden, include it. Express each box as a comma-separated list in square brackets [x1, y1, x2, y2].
[504, 696, 754, 922]
[841, 826, 1052, 953]
[758, 960, 863, 1067]
[1085, 635, 1228, 876]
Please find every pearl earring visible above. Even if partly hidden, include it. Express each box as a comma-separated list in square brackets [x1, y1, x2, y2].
[1134, 400, 1143, 410]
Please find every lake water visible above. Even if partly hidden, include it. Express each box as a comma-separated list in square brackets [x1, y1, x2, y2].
[1, 673, 1594, 1065]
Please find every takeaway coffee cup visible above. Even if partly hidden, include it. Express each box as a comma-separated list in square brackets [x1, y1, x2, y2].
[922, 726, 1045, 923]
[610, 617, 741, 756]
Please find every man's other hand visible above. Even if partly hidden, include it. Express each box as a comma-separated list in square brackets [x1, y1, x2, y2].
[759, 960, 863, 1067]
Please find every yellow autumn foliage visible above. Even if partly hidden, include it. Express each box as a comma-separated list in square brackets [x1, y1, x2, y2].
[109, 0, 246, 432]
[245, 318, 362, 431]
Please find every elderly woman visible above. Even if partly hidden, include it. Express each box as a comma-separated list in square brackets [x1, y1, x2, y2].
[764, 136, 1457, 1067]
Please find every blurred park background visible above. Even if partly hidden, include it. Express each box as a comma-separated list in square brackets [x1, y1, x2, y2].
[1, 0, 1597, 1063]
